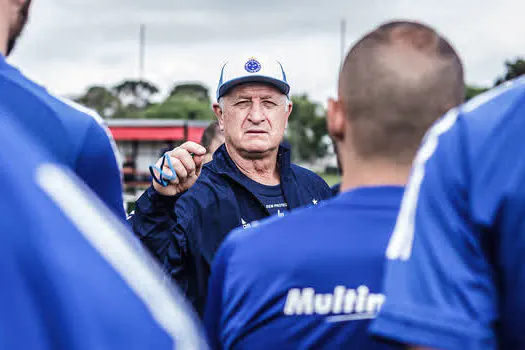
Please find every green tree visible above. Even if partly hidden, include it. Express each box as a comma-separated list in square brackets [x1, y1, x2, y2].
[75, 86, 121, 118]
[169, 83, 210, 102]
[142, 83, 214, 120]
[112, 79, 160, 109]
[286, 94, 328, 162]
[143, 95, 214, 120]
[495, 58, 525, 86]
[465, 85, 489, 101]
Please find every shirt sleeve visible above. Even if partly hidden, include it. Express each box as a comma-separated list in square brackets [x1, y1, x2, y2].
[0, 229, 50, 349]
[371, 111, 498, 349]
[129, 187, 187, 278]
[75, 120, 126, 220]
[204, 237, 235, 350]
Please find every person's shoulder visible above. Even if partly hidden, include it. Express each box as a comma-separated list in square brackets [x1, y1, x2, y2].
[290, 163, 323, 180]
[224, 197, 336, 256]
[0, 66, 95, 127]
[419, 78, 525, 170]
[458, 77, 525, 139]
[461, 77, 525, 120]
[290, 164, 331, 191]
[52, 96, 108, 130]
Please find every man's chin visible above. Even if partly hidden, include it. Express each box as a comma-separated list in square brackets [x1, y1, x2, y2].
[237, 145, 278, 160]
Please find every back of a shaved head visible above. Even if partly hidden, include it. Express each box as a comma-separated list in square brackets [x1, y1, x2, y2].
[339, 21, 464, 164]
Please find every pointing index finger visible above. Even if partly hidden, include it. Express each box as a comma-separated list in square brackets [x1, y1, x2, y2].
[180, 141, 206, 156]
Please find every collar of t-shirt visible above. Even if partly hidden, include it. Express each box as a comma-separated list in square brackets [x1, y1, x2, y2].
[240, 174, 288, 217]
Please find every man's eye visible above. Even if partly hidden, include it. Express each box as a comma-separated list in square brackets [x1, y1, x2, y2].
[262, 101, 277, 107]
[235, 101, 251, 107]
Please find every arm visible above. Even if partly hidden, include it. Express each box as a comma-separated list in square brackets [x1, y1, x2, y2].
[129, 142, 207, 306]
[129, 186, 179, 259]
[75, 121, 126, 220]
[204, 240, 233, 350]
[371, 111, 498, 349]
[129, 186, 198, 303]
[0, 232, 51, 350]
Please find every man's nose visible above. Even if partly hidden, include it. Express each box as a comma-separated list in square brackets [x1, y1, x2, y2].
[247, 101, 265, 124]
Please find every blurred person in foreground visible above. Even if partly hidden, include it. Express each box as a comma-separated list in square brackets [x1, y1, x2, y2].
[0, 0, 125, 219]
[200, 121, 225, 164]
[129, 56, 332, 316]
[370, 46, 525, 350]
[0, 113, 207, 349]
[204, 21, 465, 349]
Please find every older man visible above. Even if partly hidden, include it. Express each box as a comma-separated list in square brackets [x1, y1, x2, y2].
[204, 21, 465, 349]
[130, 56, 332, 315]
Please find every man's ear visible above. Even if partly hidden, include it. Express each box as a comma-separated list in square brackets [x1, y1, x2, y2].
[327, 98, 345, 141]
[212, 102, 224, 131]
[284, 99, 293, 127]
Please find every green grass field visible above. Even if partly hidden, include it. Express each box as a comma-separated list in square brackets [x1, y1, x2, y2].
[318, 173, 340, 187]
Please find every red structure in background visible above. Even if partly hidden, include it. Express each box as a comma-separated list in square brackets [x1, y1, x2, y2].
[107, 119, 208, 143]
[105, 119, 212, 193]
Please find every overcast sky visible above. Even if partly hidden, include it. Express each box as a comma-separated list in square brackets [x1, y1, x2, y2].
[8, 0, 525, 104]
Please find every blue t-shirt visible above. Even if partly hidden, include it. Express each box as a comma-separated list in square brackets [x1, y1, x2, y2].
[242, 176, 289, 217]
[0, 54, 125, 219]
[371, 78, 525, 349]
[0, 114, 207, 349]
[204, 186, 405, 349]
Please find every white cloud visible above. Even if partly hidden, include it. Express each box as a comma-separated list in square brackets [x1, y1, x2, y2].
[8, 0, 525, 104]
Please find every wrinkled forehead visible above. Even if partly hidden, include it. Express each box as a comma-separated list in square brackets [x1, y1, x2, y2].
[225, 83, 285, 100]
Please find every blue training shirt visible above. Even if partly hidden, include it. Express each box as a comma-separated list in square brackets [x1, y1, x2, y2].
[371, 77, 525, 349]
[241, 175, 289, 217]
[205, 186, 405, 349]
[0, 54, 125, 219]
[0, 114, 207, 349]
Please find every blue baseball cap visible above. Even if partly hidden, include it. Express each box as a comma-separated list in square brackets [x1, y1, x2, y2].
[216, 56, 290, 100]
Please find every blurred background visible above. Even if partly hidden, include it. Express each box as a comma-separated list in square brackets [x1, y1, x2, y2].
[9, 0, 525, 205]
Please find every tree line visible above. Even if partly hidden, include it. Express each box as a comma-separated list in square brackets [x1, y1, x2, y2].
[75, 58, 525, 162]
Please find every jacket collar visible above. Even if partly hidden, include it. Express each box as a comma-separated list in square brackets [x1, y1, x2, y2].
[209, 142, 292, 186]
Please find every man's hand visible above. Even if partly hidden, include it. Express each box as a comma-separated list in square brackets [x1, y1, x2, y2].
[151, 141, 206, 196]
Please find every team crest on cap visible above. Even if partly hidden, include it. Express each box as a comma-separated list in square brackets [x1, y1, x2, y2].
[244, 58, 261, 73]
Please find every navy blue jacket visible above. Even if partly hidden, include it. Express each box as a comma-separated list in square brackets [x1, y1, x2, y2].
[130, 144, 332, 315]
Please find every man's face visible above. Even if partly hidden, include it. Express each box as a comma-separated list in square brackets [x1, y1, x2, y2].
[215, 83, 292, 158]
[6, 0, 31, 56]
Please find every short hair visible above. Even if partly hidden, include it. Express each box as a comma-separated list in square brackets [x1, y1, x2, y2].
[200, 121, 221, 153]
[339, 21, 464, 164]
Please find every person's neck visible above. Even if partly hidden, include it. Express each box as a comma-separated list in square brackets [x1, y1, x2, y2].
[0, 12, 8, 56]
[339, 152, 411, 193]
[226, 143, 280, 186]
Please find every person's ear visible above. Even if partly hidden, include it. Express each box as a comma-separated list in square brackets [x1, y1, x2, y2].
[283, 98, 293, 127]
[212, 102, 225, 131]
[327, 98, 345, 141]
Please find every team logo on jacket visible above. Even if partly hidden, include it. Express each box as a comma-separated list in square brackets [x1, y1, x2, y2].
[283, 285, 385, 323]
